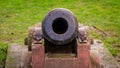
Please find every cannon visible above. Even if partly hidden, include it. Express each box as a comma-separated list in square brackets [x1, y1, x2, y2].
[42, 8, 78, 45]
[23, 8, 100, 68]
[42, 8, 79, 55]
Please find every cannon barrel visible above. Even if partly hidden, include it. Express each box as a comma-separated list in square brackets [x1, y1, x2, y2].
[42, 8, 78, 45]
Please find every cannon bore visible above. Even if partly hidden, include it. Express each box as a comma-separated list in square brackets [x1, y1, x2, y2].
[52, 18, 68, 34]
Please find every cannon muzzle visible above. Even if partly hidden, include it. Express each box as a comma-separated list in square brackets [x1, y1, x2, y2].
[42, 8, 78, 45]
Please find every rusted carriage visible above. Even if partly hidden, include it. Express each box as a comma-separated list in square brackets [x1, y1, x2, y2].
[24, 8, 100, 68]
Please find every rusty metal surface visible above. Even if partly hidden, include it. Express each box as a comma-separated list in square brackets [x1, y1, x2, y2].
[32, 44, 45, 68]
[32, 43, 91, 68]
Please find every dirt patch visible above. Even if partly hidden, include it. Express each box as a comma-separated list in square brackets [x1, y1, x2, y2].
[90, 26, 107, 37]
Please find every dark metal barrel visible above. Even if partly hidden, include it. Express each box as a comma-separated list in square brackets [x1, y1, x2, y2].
[42, 8, 78, 45]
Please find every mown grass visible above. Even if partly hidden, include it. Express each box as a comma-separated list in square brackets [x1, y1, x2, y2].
[0, 0, 120, 65]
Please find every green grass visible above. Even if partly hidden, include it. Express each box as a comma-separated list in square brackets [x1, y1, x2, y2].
[0, 0, 120, 62]
[0, 43, 8, 67]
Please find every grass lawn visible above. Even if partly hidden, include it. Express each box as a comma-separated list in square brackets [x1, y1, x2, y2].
[0, 0, 120, 66]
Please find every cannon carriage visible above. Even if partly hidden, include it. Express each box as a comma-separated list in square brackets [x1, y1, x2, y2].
[23, 8, 100, 68]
